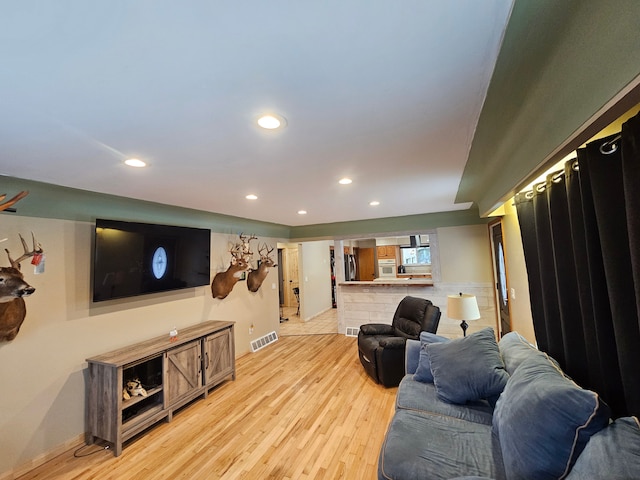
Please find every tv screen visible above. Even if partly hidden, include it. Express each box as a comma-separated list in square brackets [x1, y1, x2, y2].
[92, 219, 211, 302]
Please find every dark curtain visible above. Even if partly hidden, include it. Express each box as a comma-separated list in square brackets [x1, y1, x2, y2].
[515, 112, 640, 417]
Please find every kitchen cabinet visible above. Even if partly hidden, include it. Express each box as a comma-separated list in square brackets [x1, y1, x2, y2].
[377, 245, 398, 259]
[86, 321, 235, 456]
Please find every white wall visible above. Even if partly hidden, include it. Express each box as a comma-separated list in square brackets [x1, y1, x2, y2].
[299, 240, 333, 320]
[501, 201, 535, 344]
[438, 215, 536, 343]
[0, 215, 280, 477]
[434, 224, 497, 337]
[438, 224, 494, 284]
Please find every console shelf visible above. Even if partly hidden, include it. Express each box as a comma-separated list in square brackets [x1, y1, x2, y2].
[86, 320, 235, 456]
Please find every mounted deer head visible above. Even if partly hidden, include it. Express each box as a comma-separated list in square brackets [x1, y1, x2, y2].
[247, 243, 277, 293]
[211, 236, 253, 299]
[238, 233, 257, 259]
[0, 191, 29, 212]
[0, 233, 43, 341]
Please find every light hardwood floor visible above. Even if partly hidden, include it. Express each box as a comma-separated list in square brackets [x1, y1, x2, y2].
[279, 307, 338, 336]
[18, 334, 396, 480]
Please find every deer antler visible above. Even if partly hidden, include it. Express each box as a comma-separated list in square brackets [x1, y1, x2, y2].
[0, 191, 29, 212]
[5, 233, 43, 270]
[258, 243, 275, 258]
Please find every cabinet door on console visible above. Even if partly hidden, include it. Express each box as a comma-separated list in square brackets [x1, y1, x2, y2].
[165, 341, 202, 406]
[203, 329, 234, 387]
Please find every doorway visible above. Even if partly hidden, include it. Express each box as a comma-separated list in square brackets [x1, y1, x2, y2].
[278, 245, 299, 315]
[278, 241, 338, 336]
[490, 219, 511, 337]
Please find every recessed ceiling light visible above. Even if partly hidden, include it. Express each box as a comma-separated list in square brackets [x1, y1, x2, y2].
[124, 158, 146, 168]
[246, 194, 258, 200]
[298, 210, 307, 215]
[257, 114, 287, 130]
[338, 178, 352, 185]
[369, 201, 380, 206]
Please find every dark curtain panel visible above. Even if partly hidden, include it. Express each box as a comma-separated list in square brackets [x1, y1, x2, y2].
[513, 194, 549, 351]
[515, 112, 640, 417]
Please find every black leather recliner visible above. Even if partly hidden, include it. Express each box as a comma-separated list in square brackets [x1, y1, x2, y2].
[357, 296, 441, 387]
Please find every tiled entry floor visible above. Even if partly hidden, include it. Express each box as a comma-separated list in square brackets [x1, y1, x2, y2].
[279, 306, 338, 336]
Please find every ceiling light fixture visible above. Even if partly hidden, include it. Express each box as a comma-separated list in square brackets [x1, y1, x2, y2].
[338, 178, 352, 185]
[124, 158, 146, 168]
[297, 210, 307, 215]
[369, 201, 380, 206]
[246, 194, 258, 200]
[257, 114, 287, 130]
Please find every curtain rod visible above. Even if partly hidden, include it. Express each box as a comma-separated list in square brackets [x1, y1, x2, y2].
[600, 134, 621, 154]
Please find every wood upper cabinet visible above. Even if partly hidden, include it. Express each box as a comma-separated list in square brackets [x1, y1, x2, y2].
[165, 341, 202, 407]
[377, 246, 397, 259]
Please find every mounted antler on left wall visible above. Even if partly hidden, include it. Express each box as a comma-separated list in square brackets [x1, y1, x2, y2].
[0, 190, 29, 212]
[0, 233, 43, 341]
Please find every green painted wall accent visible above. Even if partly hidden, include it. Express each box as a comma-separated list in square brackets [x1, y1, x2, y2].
[1, 176, 487, 240]
[290, 207, 487, 240]
[460, 0, 640, 215]
[0, 176, 291, 238]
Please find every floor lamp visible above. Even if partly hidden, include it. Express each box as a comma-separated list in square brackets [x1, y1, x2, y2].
[447, 293, 480, 337]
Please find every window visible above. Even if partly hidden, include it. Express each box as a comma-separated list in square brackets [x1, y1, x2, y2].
[400, 246, 431, 265]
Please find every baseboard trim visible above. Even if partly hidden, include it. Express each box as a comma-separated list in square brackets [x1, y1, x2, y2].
[0, 433, 85, 480]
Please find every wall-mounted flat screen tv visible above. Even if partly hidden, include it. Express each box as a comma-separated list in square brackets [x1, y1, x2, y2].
[92, 219, 211, 302]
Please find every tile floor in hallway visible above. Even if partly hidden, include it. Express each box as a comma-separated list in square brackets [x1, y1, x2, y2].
[279, 305, 339, 336]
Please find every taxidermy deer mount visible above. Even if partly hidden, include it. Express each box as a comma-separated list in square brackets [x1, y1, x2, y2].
[0, 190, 29, 212]
[210, 234, 255, 299]
[247, 243, 277, 293]
[0, 233, 43, 341]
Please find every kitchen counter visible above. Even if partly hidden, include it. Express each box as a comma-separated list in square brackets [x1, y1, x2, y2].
[339, 279, 434, 286]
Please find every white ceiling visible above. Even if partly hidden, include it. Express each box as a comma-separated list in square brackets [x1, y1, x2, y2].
[0, 1, 513, 227]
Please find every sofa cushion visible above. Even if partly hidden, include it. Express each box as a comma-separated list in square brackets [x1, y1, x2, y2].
[426, 328, 509, 404]
[378, 409, 504, 480]
[498, 331, 558, 375]
[413, 332, 449, 383]
[493, 355, 611, 480]
[566, 416, 640, 479]
[396, 376, 494, 426]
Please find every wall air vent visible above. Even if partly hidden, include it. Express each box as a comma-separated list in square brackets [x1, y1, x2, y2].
[345, 327, 359, 337]
[250, 331, 278, 352]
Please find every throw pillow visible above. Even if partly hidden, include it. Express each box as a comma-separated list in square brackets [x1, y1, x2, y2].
[566, 416, 640, 479]
[493, 355, 611, 480]
[426, 327, 509, 404]
[413, 332, 449, 383]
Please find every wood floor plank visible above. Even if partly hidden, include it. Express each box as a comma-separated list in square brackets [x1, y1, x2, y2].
[17, 334, 397, 480]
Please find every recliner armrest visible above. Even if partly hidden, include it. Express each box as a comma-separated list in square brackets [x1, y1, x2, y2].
[378, 337, 406, 349]
[359, 323, 395, 336]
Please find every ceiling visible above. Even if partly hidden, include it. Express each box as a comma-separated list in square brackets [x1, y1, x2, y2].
[1, 1, 513, 227]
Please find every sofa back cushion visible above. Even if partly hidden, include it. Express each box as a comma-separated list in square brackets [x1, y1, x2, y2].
[427, 328, 509, 404]
[566, 416, 640, 479]
[493, 354, 611, 480]
[413, 332, 449, 383]
[498, 331, 559, 375]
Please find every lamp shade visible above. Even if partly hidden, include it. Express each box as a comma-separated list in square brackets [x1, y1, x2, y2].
[447, 293, 480, 321]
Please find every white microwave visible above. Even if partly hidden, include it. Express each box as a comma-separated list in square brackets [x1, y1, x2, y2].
[378, 259, 397, 278]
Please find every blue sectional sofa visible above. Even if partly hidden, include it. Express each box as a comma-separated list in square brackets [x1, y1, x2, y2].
[377, 329, 640, 480]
